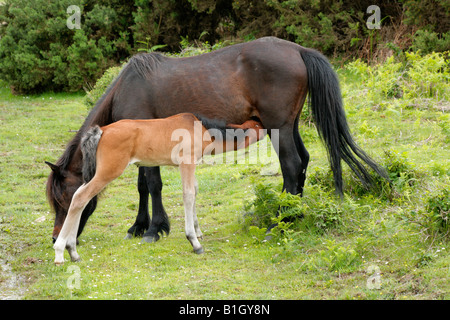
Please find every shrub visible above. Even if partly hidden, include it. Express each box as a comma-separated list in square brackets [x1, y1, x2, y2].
[309, 148, 418, 200]
[0, 0, 133, 93]
[345, 51, 449, 104]
[319, 239, 361, 273]
[243, 181, 344, 238]
[411, 30, 450, 54]
[84, 64, 123, 108]
[403, 51, 450, 100]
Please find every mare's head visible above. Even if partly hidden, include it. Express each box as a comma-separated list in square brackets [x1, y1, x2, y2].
[45, 142, 96, 243]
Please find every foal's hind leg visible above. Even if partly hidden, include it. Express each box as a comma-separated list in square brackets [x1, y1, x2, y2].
[180, 163, 203, 254]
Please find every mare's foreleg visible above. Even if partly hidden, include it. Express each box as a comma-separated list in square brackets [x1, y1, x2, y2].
[126, 167, 151, 238]
[141, 167, 170, 243]
[180, 164, 203, 254]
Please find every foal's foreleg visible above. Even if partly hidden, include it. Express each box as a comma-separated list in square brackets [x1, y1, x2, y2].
[53, 178, 109, 265]
[180, 164, 203, 254]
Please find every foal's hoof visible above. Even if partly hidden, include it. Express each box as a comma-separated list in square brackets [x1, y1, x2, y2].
[194, 247, 204, 254]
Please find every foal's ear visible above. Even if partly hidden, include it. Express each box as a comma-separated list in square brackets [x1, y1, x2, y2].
[45, 161, 61, 174]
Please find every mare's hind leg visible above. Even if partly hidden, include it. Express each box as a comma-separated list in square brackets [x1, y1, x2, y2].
[293, 116, 310, 196]
[141, 167, 171, 243]
[273, 125, 302, 195]
[265, 125, 302, 235]
[180, 164, 203, 254]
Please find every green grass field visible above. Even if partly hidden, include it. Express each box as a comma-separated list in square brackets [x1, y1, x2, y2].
[0, 53, 449, 300]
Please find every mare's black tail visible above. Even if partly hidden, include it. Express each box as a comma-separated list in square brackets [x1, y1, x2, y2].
[80, 126, 103, 183]
[299, 48, 388, 195]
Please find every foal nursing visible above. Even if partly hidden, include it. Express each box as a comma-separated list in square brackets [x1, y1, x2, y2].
[53, 113, 265, 265]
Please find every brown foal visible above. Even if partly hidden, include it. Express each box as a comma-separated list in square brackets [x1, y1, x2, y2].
[53, 113, 265, 265]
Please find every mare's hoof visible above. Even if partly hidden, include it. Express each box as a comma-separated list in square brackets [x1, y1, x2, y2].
[141, 236, 158, 244]
[124, 233, 133, 240]
[194, 247, 204, 254]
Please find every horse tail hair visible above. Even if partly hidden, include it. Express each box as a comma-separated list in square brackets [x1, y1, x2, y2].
[80, 126, 103, 183]
[299, 47, 388, 195]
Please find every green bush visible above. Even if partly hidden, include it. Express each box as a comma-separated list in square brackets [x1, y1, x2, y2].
[411, 30, 450, 54]
[243, 181, 344, 237]
[84, 64, 123, 108]
[403, 51, 450, 100]
[345, 51, 449, 104]
[0, 0, 133, 93]
[1, 0, 448, 94]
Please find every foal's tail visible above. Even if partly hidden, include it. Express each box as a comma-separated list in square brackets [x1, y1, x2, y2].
[299, 48, 388, 195]
[80, 126, 103, 183]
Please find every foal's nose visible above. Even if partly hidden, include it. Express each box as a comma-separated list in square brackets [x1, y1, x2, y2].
[52, 237, 57, 244]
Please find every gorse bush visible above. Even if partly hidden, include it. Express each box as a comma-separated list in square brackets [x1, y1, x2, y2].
[0, 0, 135, 93]
[0, 0, 448, 94]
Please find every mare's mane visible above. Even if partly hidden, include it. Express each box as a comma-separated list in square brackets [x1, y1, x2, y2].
[46, 53, 163, 210]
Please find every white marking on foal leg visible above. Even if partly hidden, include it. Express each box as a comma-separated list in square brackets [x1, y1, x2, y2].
[53, 185, 89, 265]
[184, 189, 203, 254]
[180, 164, 203, 254]
[193, 177, 203, 240]
[53, 238, 65, 265]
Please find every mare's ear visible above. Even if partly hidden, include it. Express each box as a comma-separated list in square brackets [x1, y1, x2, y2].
[45, 161, 62, 175]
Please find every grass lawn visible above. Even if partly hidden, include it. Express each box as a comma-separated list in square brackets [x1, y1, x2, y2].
[0, 54, 449, 300]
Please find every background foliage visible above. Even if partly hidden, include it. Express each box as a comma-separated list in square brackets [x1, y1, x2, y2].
[0, 0, 449, 93]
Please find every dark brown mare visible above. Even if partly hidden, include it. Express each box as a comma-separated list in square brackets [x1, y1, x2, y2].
[46, 37, 387, 244]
